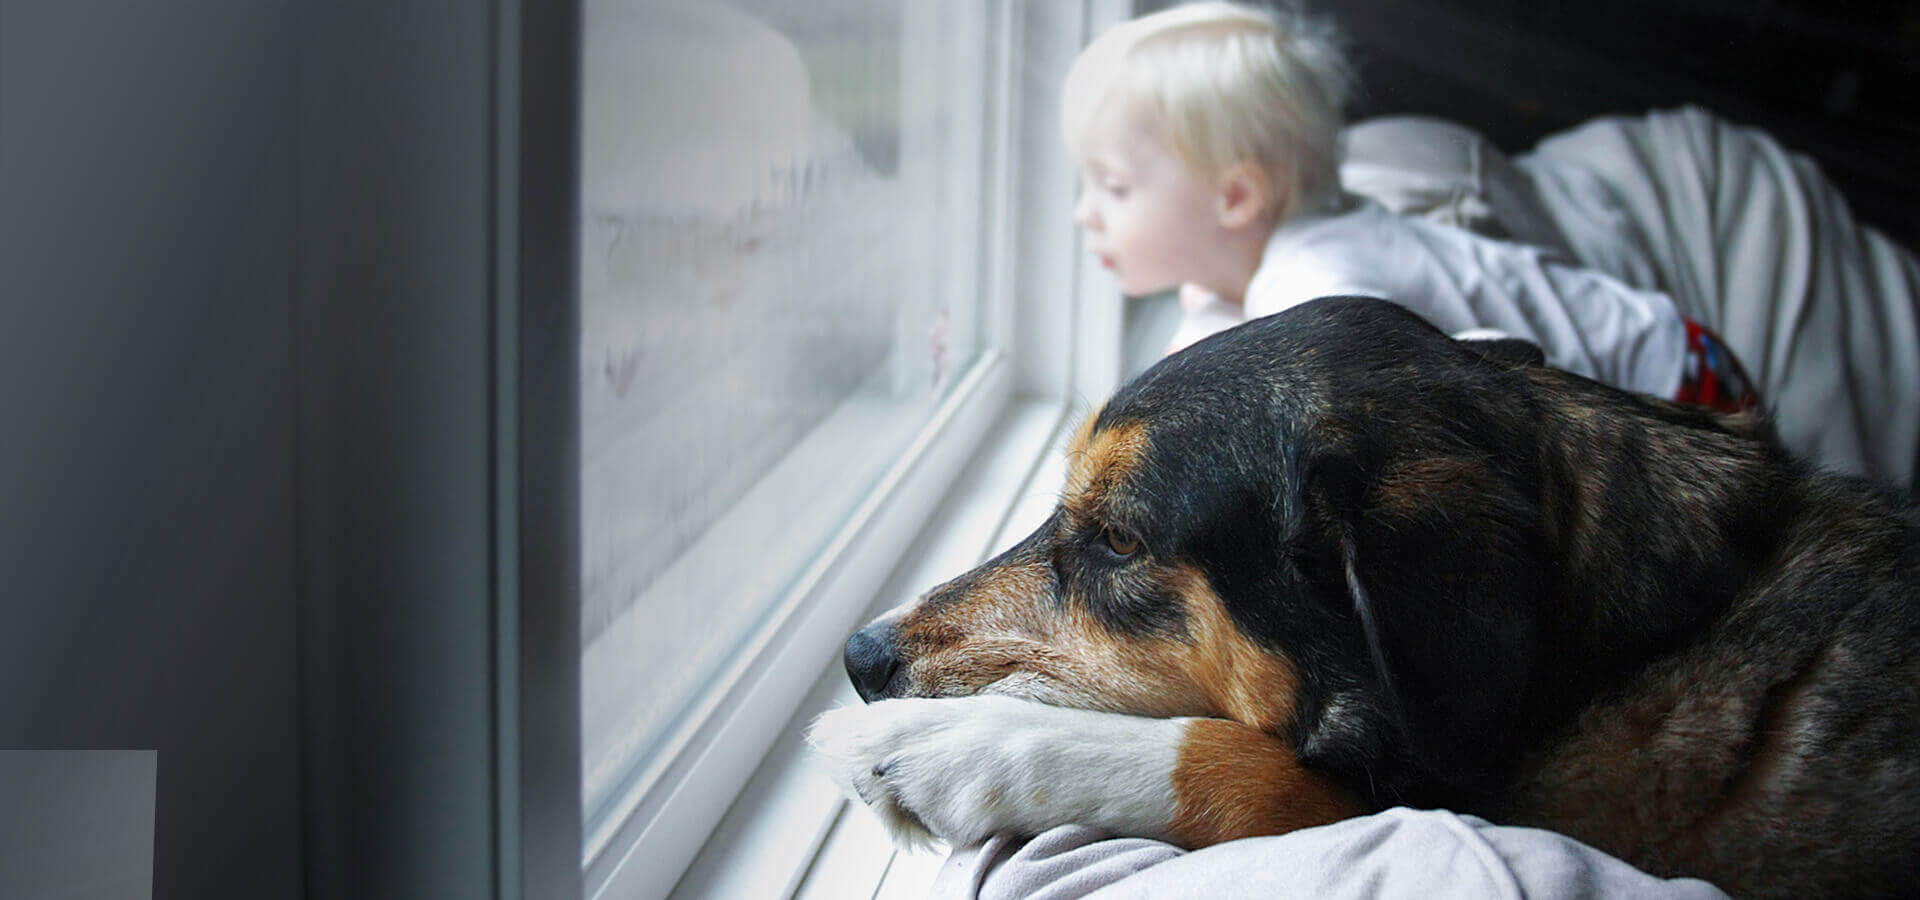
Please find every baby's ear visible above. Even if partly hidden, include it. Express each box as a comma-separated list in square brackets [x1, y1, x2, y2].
[1216, 162, 1270, 231]
[1454, 329, 1545, 368]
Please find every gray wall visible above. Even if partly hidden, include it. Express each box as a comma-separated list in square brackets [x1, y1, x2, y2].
[2, 1, 304, 895]
[293, 0, 498, 895]
[0, 0, 579, 896]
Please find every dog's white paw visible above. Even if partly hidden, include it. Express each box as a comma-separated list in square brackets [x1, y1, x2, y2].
[807, 695, 1184, 849]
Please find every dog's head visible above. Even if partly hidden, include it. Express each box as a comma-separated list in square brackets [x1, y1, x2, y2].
[843, 296, 1776, 806]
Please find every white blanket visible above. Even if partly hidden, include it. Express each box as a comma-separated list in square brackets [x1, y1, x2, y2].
[1517, 107, 1920, 486]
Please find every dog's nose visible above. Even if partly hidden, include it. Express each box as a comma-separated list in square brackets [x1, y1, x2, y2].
[843, 624, 902, 703]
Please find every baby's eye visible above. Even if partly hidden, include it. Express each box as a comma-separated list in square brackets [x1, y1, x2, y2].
[1080, 171, 1127, 200]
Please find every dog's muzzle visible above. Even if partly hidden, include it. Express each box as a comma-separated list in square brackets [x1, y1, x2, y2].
[843, 622, 903, 702]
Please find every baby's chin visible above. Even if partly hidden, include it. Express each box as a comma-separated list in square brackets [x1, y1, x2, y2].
[1117, 276, 1181, 299]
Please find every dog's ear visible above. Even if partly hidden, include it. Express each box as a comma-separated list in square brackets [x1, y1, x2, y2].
[1290, 523, 1415, 807]
[1337, 529, 1407, 739]
[1280, 437, 1416, 807]
[1285, 405, 1549, 809]
[1455, 330, 1545, 369]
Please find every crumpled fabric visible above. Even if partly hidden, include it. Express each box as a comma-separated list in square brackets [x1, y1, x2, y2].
[931, 807, 1729, 900]
[1521, 106, 1920, 486]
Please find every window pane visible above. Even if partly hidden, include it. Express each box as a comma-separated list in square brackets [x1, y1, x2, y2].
[578, 0, 993, 845]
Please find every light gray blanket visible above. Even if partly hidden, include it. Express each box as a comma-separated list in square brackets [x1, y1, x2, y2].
[932, 809, 1727, 899]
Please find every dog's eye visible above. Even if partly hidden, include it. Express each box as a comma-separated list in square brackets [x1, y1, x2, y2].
[1102, 527, 1140, 558]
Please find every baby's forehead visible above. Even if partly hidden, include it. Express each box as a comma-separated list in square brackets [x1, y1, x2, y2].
[1085, 93, 1160, 137]
[1072, 99, 1171, 166]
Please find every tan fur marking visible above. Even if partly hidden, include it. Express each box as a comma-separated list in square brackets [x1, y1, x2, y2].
[1169, 566, 1299, 732]
[1168, 719, 1364, 847]
[1063, 416, 1149, 520]
[897, 560, 1057, 697]
[1045, 601, 1214, 717]
[1005, 566, 1297, 728]
[1064, 407, 1099, 462]
[896, 555, 1302, 733]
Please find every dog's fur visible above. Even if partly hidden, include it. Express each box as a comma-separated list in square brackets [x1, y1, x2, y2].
[812, 297, 1920, 898]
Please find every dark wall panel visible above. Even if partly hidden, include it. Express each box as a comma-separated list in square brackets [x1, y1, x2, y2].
[0, 1, 303, 896]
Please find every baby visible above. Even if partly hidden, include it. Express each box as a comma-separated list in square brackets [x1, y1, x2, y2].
[1063, 1, 1756, 412]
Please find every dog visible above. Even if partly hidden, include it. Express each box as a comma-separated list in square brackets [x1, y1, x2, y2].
[810, 296, 1920, 898]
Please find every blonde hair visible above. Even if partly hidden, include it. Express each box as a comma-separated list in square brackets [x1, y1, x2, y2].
[1062, 1, 1353, 223]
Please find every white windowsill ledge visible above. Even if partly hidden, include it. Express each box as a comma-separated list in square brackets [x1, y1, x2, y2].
[664, 395, 1081, 900]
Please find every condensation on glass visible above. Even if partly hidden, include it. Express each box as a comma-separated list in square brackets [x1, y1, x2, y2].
[578, 0, 992, 847]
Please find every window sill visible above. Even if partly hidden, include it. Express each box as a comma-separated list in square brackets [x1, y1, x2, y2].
[662, 395, 1080, 900]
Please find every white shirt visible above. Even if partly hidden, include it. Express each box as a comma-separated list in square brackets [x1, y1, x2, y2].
[1172, 197, 1688, 399]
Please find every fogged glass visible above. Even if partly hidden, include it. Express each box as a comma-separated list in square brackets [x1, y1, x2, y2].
[578, 0, 992, 842]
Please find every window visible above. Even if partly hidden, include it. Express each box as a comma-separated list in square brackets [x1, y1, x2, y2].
[577, 0, 1036, 892]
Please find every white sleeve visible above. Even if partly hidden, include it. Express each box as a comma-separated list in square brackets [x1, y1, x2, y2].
[1242, 216, 1393, 323]
[1245, 205, 1686, 398]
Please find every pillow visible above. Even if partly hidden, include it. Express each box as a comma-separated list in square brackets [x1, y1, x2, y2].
[1339, 115, 1575, 257]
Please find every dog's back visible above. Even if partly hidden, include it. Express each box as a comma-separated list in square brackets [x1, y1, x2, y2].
[1502, 383, 1920, 897]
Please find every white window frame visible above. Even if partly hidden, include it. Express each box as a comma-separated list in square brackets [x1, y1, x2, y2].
[580, 2, 1132, 898]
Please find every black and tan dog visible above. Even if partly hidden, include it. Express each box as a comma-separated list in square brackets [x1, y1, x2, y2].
[811, 296, 1920, 898]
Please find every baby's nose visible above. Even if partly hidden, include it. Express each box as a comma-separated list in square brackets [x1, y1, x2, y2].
[1072, 194, 1098, 229]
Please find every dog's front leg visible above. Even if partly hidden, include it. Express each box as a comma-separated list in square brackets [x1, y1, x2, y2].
[810, 695, 1362, 849]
